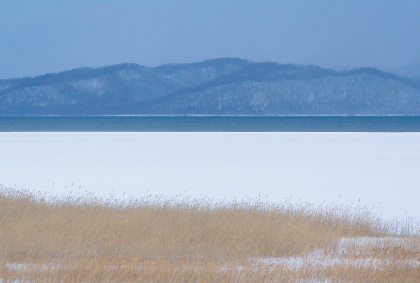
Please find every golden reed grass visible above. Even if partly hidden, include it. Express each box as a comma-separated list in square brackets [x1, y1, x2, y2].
[0, 185, 419, 282]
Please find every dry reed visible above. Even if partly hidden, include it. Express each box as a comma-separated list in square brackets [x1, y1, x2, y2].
[0, 185, 419, 282]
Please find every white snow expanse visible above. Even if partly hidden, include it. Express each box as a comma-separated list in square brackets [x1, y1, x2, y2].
[1, 132, 419, 220]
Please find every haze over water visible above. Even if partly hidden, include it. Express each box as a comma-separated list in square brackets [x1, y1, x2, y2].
[1, 116, 420, 132]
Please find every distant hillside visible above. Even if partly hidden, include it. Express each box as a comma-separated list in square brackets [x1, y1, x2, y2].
[1, 58, 420, 116]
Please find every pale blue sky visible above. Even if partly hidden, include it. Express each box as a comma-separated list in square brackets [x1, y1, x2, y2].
[1, 0, 419, 79]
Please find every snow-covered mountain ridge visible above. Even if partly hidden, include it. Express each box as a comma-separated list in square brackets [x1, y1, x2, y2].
[1, 58, 419, 116]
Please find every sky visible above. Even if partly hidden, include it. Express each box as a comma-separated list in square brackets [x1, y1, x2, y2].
[1, 0, 420, 79]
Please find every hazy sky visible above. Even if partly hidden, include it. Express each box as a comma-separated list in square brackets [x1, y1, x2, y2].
[1, 0, 420, 79]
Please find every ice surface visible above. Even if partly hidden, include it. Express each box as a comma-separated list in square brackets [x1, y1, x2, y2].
[1, 132, 419, 220]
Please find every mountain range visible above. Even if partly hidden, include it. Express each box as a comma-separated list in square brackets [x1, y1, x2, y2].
[1, 58, 420, 116]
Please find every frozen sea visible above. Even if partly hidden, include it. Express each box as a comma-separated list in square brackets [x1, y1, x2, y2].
[1, 131, 419, 220]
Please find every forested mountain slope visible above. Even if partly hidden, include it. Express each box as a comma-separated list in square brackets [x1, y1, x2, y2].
[1, 58, 419, 116]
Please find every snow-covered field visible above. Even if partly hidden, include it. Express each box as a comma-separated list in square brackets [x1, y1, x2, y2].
[1, 132, 419, 220]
